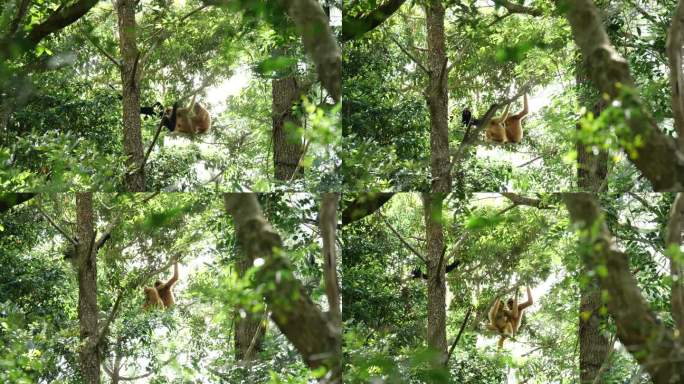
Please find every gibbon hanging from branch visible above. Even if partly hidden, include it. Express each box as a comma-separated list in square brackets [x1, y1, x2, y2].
[484, 104, 510, 143]
[141, 262, 179, 310]
[486, 286, 534, 348]
[162, 97, 211, 136]
[503, 94, 529, 143]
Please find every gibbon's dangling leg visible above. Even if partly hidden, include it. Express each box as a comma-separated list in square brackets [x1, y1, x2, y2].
[504, 94, 529, 143]
[485, 104, 510, 143]
[142, 286, 163, 310]
[163, 102, 211, 136]
[155, 262, 179, 308]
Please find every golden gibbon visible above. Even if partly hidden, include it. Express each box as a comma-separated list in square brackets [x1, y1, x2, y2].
[503, 94, 529, 143]
[163, 102, 211, 136]
[154, 263, 179, 308]
[486, 286, 534, 348]
[484, 105, 510, 143]
[142, 286, 164, 310]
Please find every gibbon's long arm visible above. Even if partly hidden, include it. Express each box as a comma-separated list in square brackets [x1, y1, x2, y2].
[159, 263, 179, 290]
[411, 260, 460, 280]
[140, 102, 164, 118]
[518, 286, 533, 310]
[514, 94, 529, 118]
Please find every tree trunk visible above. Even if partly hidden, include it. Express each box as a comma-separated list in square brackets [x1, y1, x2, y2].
[320, 193, 341, 327]
[233, 242, 264, 361]
[272, 75, 304, 181]
[116, 0, 145, 191]
[422, 193, 447, 365]
[425, 1, 451, 193]
[560, 0, 684, 191]
[76, 193, 100, 384]
[564, 193, 684, 383]
[576, 66, 611, 384]
[320, 193, 341, 379]
[223, 194, 340, 383]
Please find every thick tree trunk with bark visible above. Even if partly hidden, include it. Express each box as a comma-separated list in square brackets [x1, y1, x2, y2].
[422, 193, 447, 365]
[76, 193, 100, 384]
[224, 194, 340, 383]
[116, 0, 145, 191]
[576, 66, 611, 384]
[425, 1, 451, 193]
[320, 193, 341, 378]
[666, 194, 684, 336]
[277, 0, 340, 102]
[233, 245, 265, 361]
[272, 75, 304, 181]
[560, 0, 684, 191]
[564, 193, 684, 383]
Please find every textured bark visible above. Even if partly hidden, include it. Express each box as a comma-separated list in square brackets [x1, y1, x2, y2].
[341, 0, 407, 42]
[76, 193, 100, 384]
[425, 1, 451, 193]
[320, 193, 341, 327]
[319, 193, 341, 379]
[564, 193, 684, 383]
[272, 75, 304, 181]
[576, 67, 611, 384]
[667, 0, 684, 152]
[559, 0, 684, 191]
[224, 194, 340, 383]
[116, 0, 145, 191]
[666, 194, 684, 336]
[233, 243, 264, 361]
[422, 193, 447, 365]
[277, 0, 341, 102]
[576, 102, 608, 192]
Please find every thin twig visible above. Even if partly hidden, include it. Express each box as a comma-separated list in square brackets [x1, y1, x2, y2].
[446, 307, 472, 365]
[379, 212, 427, 263]
[389, 34, 429, 74]
[36, 205, 78, 245]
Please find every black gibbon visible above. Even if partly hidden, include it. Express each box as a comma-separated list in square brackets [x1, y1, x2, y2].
[142, 286, 164, 310]
[154, 263, 179, 308]
[140, 102, 165, 119]
[411, 260, 460, 280]
[503, 94, 529, 143]
[484, 104, 510, 143]
[162, 102, 211, 135]
[461, 108, 482, 128]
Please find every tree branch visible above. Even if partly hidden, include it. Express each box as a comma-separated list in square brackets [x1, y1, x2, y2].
[379, 212, 427, 263]
[446, 307, 472, 365]
[390, 34, 429, 74]
[36, 204, 78, 245]
[500, 193, 550, 209]
[563, 192, 682, 382]
[560, 0, 684, 191]
[342, 0, 408, 42]
[452, 82, 532, 164]
[494, 0, 542, 17]
[341, 193, 394, 227]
